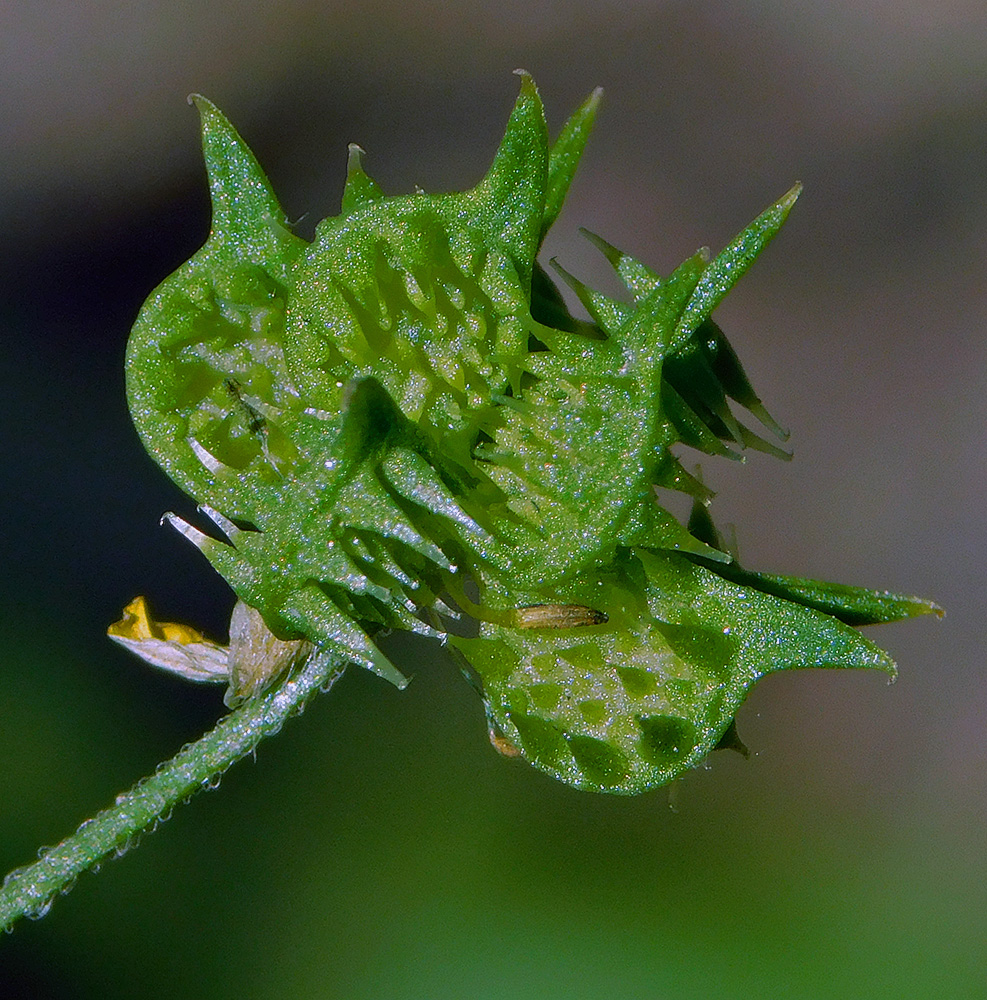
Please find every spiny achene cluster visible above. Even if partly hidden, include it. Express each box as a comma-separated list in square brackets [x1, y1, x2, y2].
[123, 74, 937, 793]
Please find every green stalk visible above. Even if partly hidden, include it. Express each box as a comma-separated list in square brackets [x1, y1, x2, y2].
[0, 649, 346, 932]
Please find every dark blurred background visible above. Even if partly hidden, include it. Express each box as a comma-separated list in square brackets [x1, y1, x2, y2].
[1, 2, 983, 997]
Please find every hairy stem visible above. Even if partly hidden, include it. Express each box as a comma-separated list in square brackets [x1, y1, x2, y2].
[0, 648, 346, 932]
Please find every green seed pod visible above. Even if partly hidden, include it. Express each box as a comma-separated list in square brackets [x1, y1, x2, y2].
[124, 75, 939, 792]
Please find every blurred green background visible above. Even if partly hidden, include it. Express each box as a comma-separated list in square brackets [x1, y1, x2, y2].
[1, 2, 983, 996]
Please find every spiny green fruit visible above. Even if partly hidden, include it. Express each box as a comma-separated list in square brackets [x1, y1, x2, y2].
[124, 73, 938, 793]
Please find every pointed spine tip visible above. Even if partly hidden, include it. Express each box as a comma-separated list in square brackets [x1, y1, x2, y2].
[512, 69, 542, 103]
[187, 93, 217, 120]
[915, 598, 945, 619]
[188, 94, 222, 136]
[199, 504, 241, 543]
[579, 227, 621, 266]
[161, 512, 219, 554]
[584, 86, 604, 114]
[341, 142, 385, 213]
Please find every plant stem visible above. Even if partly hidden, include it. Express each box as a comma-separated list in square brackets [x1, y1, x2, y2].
[0, 648, 347, 932]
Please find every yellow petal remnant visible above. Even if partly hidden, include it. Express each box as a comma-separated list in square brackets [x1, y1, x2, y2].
[108, 596, 230, 684]
[110, 595, 211, 645]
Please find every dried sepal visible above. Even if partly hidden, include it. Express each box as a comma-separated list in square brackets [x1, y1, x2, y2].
[226, 601, 313, 707]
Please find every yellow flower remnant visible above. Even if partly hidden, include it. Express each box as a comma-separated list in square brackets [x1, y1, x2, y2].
[109, 597, 314, 707]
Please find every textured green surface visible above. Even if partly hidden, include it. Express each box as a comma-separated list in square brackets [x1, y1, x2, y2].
[125, 75, 938, 792]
